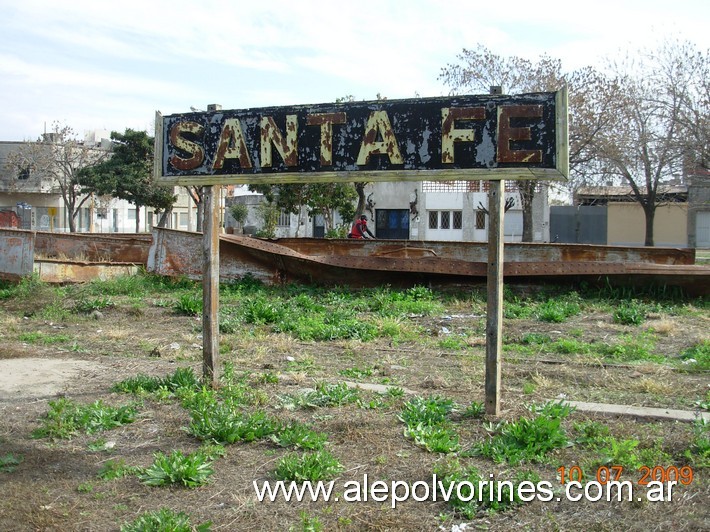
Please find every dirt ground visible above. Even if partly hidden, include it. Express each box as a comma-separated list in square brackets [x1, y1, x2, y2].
[0, 281, 708, 531]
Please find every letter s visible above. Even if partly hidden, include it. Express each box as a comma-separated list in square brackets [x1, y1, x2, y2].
[169, 121, 205, 171]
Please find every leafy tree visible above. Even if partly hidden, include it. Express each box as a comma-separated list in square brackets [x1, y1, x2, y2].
[249, 183, 356, 235]
[80, 129, 176, 231]
[4, 122, 110, 232]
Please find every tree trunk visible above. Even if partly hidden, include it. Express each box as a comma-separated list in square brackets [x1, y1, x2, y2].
[157, 208, 172, 228]
[135, 205, 141, 233]
[518, 181, 535, 242]
[196, 195, 204, 233]
[354, 183, 366, 218]
[522, 205, 534, 242]
[643, 204, 655, 246]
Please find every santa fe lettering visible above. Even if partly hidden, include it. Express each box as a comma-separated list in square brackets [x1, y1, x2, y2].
[167, 105, 542, 172]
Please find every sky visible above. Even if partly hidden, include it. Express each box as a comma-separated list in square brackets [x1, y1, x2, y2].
[1, 0, 708, 142]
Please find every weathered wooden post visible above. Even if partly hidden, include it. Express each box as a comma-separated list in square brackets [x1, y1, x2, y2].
[202, 185, 220, 387]
[485, 179, 504, 416]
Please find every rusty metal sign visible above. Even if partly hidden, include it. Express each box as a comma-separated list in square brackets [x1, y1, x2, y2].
[154, 89, 568, 186]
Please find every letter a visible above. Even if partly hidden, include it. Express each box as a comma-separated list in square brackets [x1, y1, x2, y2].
[356, 111, 403, 166]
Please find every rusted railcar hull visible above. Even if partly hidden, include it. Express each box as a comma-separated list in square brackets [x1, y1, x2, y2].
[147, 228, 709, 295]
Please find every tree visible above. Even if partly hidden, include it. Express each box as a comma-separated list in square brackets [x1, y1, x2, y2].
[438, 45, 607, 241]
[585, 40, 709, 246]
[80, 129, 176, 231]
[249, 182, 356, 234]
[5, 122, 110, 232]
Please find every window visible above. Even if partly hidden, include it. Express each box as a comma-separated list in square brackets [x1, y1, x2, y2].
[277, 210, 290, 227]
[428, 210, 462, 230]
[475, 210, 486, 230]
[127, 209, 137, 221]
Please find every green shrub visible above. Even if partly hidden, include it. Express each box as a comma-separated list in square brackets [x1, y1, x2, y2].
[121, 508, 211, 532]
[271, 422, 328, 451]
[536, 299, 580, 323]
[138, 450, 214, 488]
[174, 294, 202, 316]
[471, 401, 573, 465]
[612, 299, 647, 325]
[32, 398, 137, 440]
[275, 450, 344, 482]
[679, 340, 710, 371]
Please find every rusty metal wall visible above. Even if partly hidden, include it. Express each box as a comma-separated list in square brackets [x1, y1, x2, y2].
[34, 231, 152, 263]
[0, 228, 34, 280]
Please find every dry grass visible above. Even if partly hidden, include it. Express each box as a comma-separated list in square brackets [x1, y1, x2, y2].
[0, 281, 708, 531]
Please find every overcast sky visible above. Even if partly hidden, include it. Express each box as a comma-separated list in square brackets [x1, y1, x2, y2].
[1, 0, 708, 141]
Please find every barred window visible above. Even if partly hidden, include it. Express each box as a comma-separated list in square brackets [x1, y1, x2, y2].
[475, 210, 486, 230]
[453, 211, 462, 229]
[428, 210, 438, 229]
[440, 210, 450, 229]
[277, 210, 290, 227]
[428, 210, 462, 230]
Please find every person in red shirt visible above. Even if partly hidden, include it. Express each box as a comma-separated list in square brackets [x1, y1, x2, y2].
[349, 215, 376, 239]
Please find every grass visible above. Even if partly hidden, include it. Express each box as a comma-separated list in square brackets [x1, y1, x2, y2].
[2, 272, 709, 529]
[679, 340, 710, 371]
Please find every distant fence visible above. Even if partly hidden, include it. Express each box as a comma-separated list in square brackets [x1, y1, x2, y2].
[550, 206, 607, 244]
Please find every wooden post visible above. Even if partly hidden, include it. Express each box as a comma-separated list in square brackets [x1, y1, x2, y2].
[485, 179, 505, 416]
[202, 185, 220, 387]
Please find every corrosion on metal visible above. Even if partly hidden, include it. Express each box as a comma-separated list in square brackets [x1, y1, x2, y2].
[146, 228, 708, 296]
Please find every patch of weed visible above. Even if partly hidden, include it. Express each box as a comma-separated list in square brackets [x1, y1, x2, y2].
[138, 449, 214, 488]
[0, 453, 22, 473]
[678, 340, 710, 372]
[32, 398, 137, 440]
[188, 406, 280, 444]
[275, 449, 344, 482]
[174, 294, 202, 316]
[98, 458, 138, 480]
[613, 299, 648, 325]
[271, 422, 328, 451]
[120, 507, 211, 532]
[471, 401, 573, 465]
[18, 331, 71, 345]
[434, 458, 540, 517]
